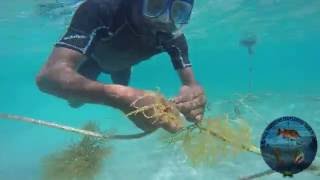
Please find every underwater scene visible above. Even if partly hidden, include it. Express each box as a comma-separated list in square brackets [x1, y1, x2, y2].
[0, 0, 319, 179]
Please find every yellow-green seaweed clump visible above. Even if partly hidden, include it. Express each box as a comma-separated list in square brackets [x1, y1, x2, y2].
[164, 116, 257, 166]
[42, 122, 112, 180]
[126, 91, 184, 129]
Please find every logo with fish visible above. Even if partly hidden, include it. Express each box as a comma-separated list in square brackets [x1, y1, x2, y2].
[260, 116, 318, 177]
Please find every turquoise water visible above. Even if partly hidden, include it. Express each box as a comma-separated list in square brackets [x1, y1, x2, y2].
[0, 0, 319, 179]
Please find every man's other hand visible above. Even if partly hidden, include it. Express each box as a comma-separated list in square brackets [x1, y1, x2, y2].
[172, 85, 206, 123]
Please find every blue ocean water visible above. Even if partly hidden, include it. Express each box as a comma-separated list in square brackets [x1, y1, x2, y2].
[0, 0, 319, 179]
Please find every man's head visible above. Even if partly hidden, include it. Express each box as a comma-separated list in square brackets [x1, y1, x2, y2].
[133, 0, 194, 35]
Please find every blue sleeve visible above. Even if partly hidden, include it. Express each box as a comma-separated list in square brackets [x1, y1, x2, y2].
[55, 0, 113, 56]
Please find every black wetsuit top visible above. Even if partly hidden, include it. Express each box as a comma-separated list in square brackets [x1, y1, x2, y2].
[55, 0, 191, 75]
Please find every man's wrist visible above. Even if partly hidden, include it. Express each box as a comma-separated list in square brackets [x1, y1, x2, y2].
[177, 67, 197, 86]
[184, 82, 199, 87]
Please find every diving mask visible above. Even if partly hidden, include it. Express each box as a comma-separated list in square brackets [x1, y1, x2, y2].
[142, 0, 194, 25]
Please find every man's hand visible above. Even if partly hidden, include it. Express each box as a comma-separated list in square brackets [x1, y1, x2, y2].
[172, 85, 206, 123]
[119, 88, 182, 133]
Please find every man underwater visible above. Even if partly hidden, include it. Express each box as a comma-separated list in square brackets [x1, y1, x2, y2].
[36, 0, 206, 133]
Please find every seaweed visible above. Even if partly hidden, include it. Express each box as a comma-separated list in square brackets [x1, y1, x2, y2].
[0, 113, 154, 179]
[164, 116, 259, 166]
[42, 122, 112, 180]
[126, 91, 183, 129]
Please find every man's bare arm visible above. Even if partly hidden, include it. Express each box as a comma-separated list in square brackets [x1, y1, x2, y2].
[36, 47, 134, 109]
[177, 67, 198, 86]
[36, 47, 180, 132]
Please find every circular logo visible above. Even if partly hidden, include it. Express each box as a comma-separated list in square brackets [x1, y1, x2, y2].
[260, 116, 318, 177]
